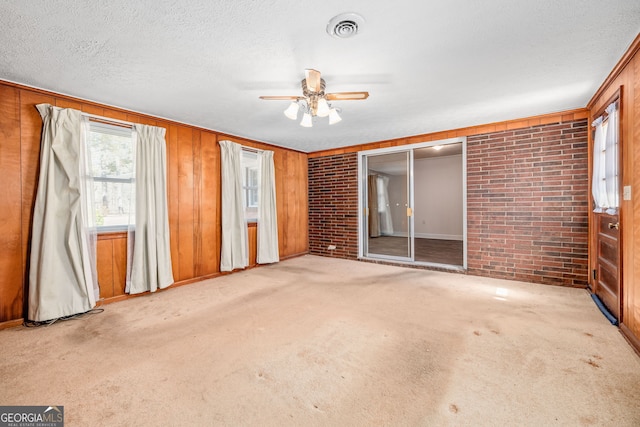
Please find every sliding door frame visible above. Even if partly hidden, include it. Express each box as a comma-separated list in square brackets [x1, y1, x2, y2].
[360, 149, 414, 262]
[357, 137, 467, 270]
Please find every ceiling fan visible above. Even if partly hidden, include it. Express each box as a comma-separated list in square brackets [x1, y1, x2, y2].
[259, 69, 369, 127]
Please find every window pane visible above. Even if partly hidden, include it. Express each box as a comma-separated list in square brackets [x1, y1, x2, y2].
[88, 126, 134, 178]
[93, 180, 135, 227]
[248, 168, 258, 186]
[242, 150, 259, 221]
[87, 122, 135, 228]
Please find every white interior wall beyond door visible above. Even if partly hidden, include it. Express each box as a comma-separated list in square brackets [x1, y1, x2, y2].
[357, 136, 466, 266]
[388, 174, 409, 235]
[414, 155, 463, 240]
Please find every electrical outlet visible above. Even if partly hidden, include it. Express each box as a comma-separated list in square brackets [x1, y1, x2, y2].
[623, 185, 631, 201]
[328, 245, 337, 250]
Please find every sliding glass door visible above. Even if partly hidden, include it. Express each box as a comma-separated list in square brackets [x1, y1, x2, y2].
[359, 138, 467, 269]
[363, 150, 413, 261]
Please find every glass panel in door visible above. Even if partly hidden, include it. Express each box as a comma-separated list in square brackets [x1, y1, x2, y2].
[412, 143, 465, 267]
[365, 151, 412, 260]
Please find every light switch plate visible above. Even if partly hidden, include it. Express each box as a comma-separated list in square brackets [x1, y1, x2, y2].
[623, 185, 631, 201]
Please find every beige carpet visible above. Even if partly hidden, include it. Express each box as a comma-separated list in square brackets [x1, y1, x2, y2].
[1, 255, 639, 426]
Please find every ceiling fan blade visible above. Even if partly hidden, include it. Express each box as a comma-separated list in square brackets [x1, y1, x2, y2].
[326, 92, 370, 100]
[305, 69, 322, 93]
[259, 96, 303, 101]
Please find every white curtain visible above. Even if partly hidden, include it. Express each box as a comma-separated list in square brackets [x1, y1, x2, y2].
[257, 151, 279, 264]
[219, 140, 248, 271]
[368, 175, 380, 237]
[377, 176, 394, 235]
[592, 101, 619, 214]
[126, 124, 174, 294]
[28, 104, 97, 322]
[603, 102, 619, 213]
[80, 117, 100, 303]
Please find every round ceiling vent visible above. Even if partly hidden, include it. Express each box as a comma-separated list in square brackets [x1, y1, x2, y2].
[326, 13, 365, 39]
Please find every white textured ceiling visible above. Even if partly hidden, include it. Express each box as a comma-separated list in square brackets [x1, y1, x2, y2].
[1, 1, 639, 152]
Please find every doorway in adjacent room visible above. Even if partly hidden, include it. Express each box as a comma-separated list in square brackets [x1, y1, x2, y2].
[358, 138, 466, 269]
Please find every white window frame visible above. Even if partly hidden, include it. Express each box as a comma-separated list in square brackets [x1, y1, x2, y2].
[87, 120, 136, 232]
[241, 149, 259, 222]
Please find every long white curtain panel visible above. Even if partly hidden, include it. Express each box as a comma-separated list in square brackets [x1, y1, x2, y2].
[126, 124, 174, 294]
[29, 104, 97, 321]
[257, 150, 280, 264]
[219, 140, 249, 271]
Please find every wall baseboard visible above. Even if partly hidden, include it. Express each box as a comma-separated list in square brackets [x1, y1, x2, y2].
[0, 318, 24, 331]
[415, 233, 463, 241]
[391, 232, 463, 241]
[620, 323, 640, 357]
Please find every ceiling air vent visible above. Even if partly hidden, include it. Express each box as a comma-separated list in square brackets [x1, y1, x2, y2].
[326, 13, 365, 39]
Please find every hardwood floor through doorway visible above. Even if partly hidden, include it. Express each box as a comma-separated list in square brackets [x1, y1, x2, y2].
[367, 236, 463, 266]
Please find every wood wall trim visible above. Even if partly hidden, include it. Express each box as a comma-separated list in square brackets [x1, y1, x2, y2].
[280, 252, 309, 261]
[0, 319, 24, 331]
[0, 79, 307, 155]
[591, 87, 622, 120]
[97, 231, 128, 240]
[620, 324, 640, 357]
[308, 108, 588, 158]
[0, 84, 23, 323]
[588, 32, 640, 110]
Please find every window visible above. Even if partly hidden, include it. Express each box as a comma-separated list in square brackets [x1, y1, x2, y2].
[242, 150, 259, 221]
[591, 100, 619, 214]
[86, 120, 135, 231]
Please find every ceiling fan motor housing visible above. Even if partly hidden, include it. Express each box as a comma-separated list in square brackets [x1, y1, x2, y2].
[302, 78, 326, 97]
[301, 78, 327, 116]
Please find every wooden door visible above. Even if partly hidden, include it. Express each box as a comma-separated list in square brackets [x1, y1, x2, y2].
[590, 92, 622, 321]
[594, 213, 621, 319]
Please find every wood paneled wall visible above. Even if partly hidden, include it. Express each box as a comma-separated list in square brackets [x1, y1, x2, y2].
[587, 33, 640, 353]
[0, 81, 308, 326]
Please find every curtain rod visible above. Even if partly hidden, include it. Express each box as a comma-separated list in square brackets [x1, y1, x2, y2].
[83, 112, 135, 129]
[220, 139, 264, 153]
[593, 99, 618, 123]
[241, 146, 263, 154]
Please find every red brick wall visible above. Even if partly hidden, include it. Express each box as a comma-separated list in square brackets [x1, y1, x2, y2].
[308, 153, 359, 258]
[467, 120, 589, 286]
[307, 119, 589, 287]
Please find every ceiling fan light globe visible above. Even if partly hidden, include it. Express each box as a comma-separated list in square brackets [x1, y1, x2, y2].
[284, 102, 299, 120]
[316, 98, 330, 117]
[300, 112, 313, 127]
[328, 108, 342, 125]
